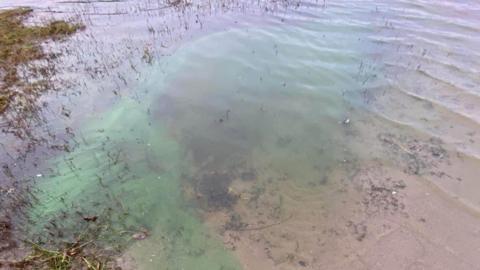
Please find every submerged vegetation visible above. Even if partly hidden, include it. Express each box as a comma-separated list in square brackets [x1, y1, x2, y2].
[0, 204, 134, 269]
[2, 240, 110, 270]
[0, 7, 84, 113]
[0, 7, 94, 269]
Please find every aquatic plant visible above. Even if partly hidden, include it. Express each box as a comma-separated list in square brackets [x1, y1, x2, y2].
[2, 240, 111, 269]
[0, 7, 84, 113]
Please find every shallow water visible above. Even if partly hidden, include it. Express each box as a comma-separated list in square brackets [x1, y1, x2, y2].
[1, 0, 480, 269]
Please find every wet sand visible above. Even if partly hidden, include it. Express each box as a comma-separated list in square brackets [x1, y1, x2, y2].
[201, 162, 480, 270]
[199, 121, 480, 270]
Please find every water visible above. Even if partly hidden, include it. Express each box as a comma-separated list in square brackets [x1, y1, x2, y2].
[1, 0, 480, 269]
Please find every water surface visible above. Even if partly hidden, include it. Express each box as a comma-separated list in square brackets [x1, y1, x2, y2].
[1, 0, 480, 269]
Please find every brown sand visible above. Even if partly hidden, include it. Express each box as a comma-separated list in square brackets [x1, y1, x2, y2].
[201, 124, 480, 270]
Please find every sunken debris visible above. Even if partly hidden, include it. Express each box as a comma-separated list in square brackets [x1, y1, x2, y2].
[223, 213, 248, 231]
[377, 133, 447, 175]
[0, 218, 15, 253]
[346, 221, 367, 242]
[362, 179, 407, 216]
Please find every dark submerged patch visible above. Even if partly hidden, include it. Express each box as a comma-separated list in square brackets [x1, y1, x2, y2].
[0, 219, 15, 253]
[195, 171, 239, 210]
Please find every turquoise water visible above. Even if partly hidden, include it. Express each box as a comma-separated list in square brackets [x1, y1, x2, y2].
[28, 20, 373, 268]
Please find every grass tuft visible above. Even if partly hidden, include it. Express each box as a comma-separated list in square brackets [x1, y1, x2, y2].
[0, 7, 84, 113]
[2, 239, 111, 270]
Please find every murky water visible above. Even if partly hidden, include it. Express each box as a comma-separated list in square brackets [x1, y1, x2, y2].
[1, 0, 480, 269]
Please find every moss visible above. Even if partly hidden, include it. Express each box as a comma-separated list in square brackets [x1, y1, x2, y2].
[0, 7, 84, 114]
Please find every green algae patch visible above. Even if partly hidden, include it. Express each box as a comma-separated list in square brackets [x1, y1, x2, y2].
[23, 96, 241, 270]
[0, 7, 84, 113]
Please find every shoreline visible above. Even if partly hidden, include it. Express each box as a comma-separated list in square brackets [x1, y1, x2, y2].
[1, 1, 480, 269]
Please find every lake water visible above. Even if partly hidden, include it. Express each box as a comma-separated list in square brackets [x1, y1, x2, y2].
[1, 0, 480, 269]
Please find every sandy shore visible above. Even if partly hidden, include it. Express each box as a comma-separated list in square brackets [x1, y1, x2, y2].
[201, 157, 480, 270]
